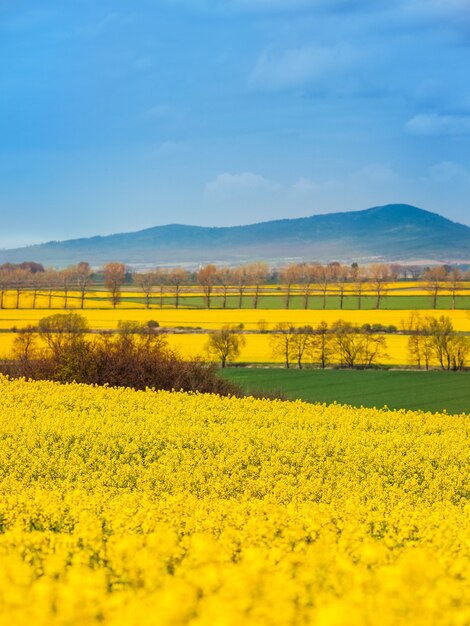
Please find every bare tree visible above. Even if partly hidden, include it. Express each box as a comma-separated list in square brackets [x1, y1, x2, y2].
[168, 268, 190, 309]
[314, 265, 333, 310]
[405, 313, 433, 370]
[300, 263, 317, 310]
[27, 270, 44, 309]
[449, 335, 470, 371]
[329, 320, 387, 368]
[360, 331, 388, 367]
[405, 313, 469, 371]
[133, 271, 155, 309]
[307, 321, 333, 369]
[196, 264, 218, 309]
[12, 269, 29, 309]
[335, 264, 350, 310]
[44, 269, 60, 309]
[408, 265, 423, 280]
[153, 269, 169, 308]
[11, 325, 39, 361]
[428, 315, 454, 370]
[350, 263, 366, 310]
[423, 266, 448, 309]
[76, 262, 93, 309]
[233, 265, 250, 308]
[205, 326, 246, 368]
[446, 268, 462, 310]
[247, 262, 268, 309]
[103, 263, 126, 309]
[216, 267, 233, 309]
[270, 322, 296, 368]
[370, 264, 391, 309]
[59, 268, 75, 309]
[331, 320, 363, 368]
[279, 264, 301, 309]
[290, 326, 314, 369]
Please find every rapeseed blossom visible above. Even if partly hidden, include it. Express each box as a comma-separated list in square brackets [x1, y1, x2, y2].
[0, 376, 468, 625]
[0, 307, 469, 332]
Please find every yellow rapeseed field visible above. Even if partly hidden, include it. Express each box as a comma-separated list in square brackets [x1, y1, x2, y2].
[0, 332, 411, 364]
[1, 308, 469, 331]
[168, 333, 410, 365]
[0, 377, 468, 625]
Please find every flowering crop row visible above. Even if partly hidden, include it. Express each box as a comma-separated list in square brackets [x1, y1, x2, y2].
[0, 376, 468, 625]
[0, 331, 409, 364]
[1, 308, 469, 331]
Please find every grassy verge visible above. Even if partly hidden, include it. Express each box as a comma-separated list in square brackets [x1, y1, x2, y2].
[220, 368, 470, 414]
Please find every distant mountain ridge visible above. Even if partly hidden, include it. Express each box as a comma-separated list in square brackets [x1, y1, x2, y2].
[1, 204, 469, 267]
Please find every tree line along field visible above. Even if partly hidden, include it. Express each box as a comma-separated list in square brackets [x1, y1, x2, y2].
[1, 259, 470, 311]
[0, 377, 468, 625]
[1, 287, 470, 310]
[0, 330, 412, 365]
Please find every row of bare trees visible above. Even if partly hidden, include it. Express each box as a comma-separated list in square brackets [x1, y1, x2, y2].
[0, 262, 128, 310]
[1, 260, 469, 310]
[131, 262, 470, 310]
[137, 263, 470, 310]
[205, 321, 390, 369]
[404, 313, 470, 370]
[206, 317, 470, 370]
[0, 262, 94, 309]
[269, 320, 389, 369]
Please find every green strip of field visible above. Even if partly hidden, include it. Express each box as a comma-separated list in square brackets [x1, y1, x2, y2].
[128, 294, 470, 310]
[220, 368, 470, 414]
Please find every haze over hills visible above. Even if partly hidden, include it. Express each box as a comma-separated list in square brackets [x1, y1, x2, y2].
[1, 204, 469, 268]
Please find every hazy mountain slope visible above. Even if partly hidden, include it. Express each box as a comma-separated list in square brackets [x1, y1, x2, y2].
[1, 204, 469, 266]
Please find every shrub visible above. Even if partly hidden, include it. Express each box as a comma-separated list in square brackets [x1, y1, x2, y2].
[1, 315, 241, 397]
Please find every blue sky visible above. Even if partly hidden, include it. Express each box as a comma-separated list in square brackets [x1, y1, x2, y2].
[1, 0, 470, 247]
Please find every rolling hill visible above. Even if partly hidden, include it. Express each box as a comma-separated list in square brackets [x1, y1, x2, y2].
[1, 204, 469, 267]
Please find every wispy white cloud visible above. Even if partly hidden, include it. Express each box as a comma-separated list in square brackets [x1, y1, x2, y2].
[205, 172, 280, 196]
[293, 166, 400, 199]
[405, 113, 470, 136]
[249, 43, 358, 91]
[292, 177, 319, 196]
[203, 166, 402, 221]
[426, 161, 470, 186]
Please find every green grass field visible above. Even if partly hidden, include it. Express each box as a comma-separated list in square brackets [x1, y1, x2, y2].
[221, 368, 470, 414]
[128, 294, 470, 310]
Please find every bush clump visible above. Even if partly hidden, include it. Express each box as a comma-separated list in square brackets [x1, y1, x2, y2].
[1, 314, 240, 397]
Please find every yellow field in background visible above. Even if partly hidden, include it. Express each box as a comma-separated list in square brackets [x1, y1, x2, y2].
[0, 308, 469, 331]
[0, 291, 147, 310]
[0, 331, 411, 365]
[169, 333, 410, 365]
